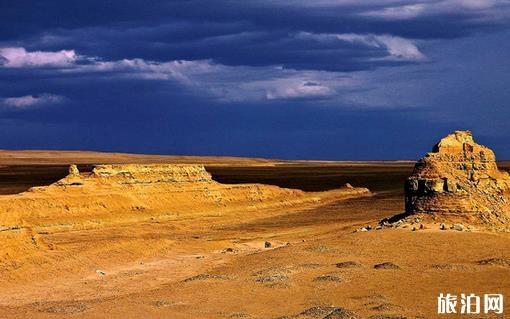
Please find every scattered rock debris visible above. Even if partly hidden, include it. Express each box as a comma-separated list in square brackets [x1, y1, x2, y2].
[39, 303, 88, 314]
[183, 273, 229, 282]
[306, 246, 340, 254]
[253, 267, 291, 285]
[222, 247, 238, 254]
[335, 261, 362, 269]
[374, 262, 400, 270]
[314, 274, 342, 282]
[369, 303, 403, 312]
[275, 305, 360, 319]
[431, 263, 467, 271]
[476, 257, 510, 267]
[230, 312, 252, 318]
[369, 315, 408, 319]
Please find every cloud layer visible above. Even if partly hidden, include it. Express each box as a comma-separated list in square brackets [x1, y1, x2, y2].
[0, 47, 357, 102]
[0, 47, 77, 68]
[0, 1, 510, 159]
[2, 94, 65, 108]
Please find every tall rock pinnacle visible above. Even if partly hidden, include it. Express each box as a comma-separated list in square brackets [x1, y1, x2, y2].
[405, 130, 510, 229]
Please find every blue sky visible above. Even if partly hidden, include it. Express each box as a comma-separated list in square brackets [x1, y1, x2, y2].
[1, 0, 509, 160]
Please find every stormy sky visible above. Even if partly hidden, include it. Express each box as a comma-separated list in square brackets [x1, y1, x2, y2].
[1, 0, 509, 160]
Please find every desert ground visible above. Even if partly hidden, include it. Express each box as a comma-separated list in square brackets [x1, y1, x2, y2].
[0, 151, 509, 318]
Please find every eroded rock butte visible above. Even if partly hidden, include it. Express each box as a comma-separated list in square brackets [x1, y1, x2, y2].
[404, 130, 510, 229]
[0, 164, 370, 230]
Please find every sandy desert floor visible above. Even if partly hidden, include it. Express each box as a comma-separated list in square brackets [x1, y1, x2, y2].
[0, 152, 509, 318]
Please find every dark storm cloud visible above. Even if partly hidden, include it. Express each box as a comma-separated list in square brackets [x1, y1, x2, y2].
[3, 1, 509, 39]
[2, 0, 509, 71]
[1, 1, 510, 159]
[14, 25, 422, 73]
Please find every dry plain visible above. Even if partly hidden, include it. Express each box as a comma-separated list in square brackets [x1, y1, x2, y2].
[0, 151, 509, 319]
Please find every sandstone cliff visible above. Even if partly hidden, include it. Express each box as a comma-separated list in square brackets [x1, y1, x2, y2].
[404, 130, 510, 229]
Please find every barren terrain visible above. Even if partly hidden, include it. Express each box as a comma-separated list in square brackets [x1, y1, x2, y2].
[0, 151, 509, 318]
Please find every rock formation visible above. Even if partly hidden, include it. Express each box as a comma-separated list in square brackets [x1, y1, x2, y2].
[68, 164, 80, 176]
[0, 164, 370, 230]
[404, 130, 510, 229]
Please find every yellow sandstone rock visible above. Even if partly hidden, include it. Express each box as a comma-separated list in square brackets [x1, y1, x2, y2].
[0, 164, 370, 231]
[405, 130, 510, 229]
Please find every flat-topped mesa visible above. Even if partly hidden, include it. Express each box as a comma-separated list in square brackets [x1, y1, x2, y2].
[92, 164, 212, 182]
[405, 130, 510, 228]
[0, 163, 370, 229]
[53, 164, 214, 188]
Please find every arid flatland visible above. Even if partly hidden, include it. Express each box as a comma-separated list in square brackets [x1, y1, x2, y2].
[0, 151, 509, 318]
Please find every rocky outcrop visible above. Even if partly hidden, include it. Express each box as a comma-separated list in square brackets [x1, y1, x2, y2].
[0, 164, 370, 230]
[51, 164, 213, 188]
[404, 130, 510, 228]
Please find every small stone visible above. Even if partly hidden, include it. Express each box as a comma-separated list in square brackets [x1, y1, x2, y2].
[324, 307, 360, 319]
[440, 223, 446, 230]
[451, 223, 464, 231]
[314, 274, 342, 282]
[374, 262, 400, 270]
[96, 269, 106, 276]
[264, 241, 272, 248]
[335, 261, 362, 268]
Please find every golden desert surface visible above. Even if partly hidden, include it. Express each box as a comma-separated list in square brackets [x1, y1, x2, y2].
[0, 150, 509, 319]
